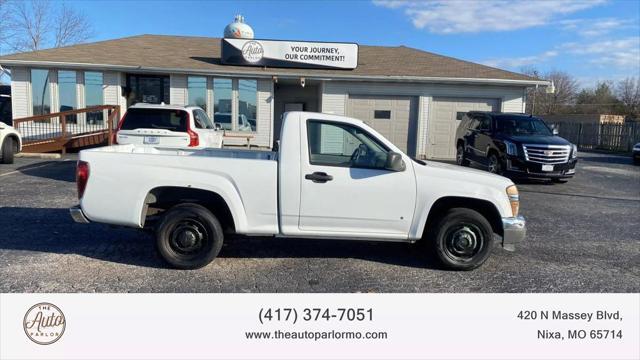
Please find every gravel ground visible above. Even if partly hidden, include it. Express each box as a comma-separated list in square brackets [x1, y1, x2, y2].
[0, 152, 638, 292]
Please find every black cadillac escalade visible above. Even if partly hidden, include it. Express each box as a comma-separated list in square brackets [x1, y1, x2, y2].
[455, 112, 578, 182]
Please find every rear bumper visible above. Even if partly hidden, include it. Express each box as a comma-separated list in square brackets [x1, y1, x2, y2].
[502, 215, 526, 251]
[70, 205, 90, 224]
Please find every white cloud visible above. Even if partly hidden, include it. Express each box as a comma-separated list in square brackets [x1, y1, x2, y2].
[562, 37, 640, 68]
[559, 17, 637, 37]
[482, 51, 559, 69]
[373, 0, 606, 34]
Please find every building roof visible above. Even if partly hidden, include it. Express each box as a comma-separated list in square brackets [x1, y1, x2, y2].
[0, 34, 544, 85]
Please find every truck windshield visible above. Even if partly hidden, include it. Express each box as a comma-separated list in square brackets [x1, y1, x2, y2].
[496, 117, 553, 136]
[120, 108, 188, 132]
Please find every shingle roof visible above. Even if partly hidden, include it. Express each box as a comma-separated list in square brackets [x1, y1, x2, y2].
[0, 34, 539, 83]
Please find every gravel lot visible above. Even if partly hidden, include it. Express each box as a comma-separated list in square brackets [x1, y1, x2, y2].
[0, 152, 638, 292]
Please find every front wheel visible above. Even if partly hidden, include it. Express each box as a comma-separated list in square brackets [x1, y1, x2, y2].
[487, 152, 502, 174]
[1, 137, 15, 164]
[156, 203, 224, 269]
[428, 208, 494, 270]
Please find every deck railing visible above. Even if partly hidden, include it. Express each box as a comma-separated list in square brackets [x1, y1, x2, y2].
[13, 105, 120, 153]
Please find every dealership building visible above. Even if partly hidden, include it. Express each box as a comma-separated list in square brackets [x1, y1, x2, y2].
[0, 20, 548, 159]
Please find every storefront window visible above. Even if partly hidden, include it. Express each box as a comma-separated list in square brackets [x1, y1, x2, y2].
[84, 71, 103, 124]
[238, 79, 257, 132]
[213, 78, 232, 130]
[31, 69, 51, 116]
[58, 70, 77, 123]
[188, 76, 207, 111]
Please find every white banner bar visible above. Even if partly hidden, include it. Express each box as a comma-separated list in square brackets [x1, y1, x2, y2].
[1, 293, 638, 359]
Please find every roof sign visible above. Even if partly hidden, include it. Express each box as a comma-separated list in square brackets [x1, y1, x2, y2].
[221, 38, 358, 70]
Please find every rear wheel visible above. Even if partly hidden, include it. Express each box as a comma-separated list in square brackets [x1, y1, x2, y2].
[456, 144, 469, 166]
[1, 137, 15, 164]
[155, 203, 224, 269]
[427, 208, 494, 270]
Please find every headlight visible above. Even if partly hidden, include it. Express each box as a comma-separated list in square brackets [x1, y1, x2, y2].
[506, 185, 519, 217]
[571, 144, 578, 158]
[505, 141, 518, 156]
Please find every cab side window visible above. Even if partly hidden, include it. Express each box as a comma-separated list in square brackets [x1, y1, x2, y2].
[307, 120, 389, 169]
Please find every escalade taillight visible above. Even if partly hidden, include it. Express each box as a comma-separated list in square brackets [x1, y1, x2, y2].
[76, 161, 90, 199]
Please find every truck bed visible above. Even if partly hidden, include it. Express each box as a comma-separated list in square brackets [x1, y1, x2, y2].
[96, 144, 277, 160]
[79, 144, 279, 234]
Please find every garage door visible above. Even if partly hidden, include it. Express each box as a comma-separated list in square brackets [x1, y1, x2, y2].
[428, 97, 499, 159]
[347, 95, 418, 156]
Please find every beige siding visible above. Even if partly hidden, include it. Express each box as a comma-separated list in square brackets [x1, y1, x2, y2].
[10, 67, 30, 119]
[103, 71, 120, 106]
[321, 81, 525, 158]
[170, 74, 187, 105]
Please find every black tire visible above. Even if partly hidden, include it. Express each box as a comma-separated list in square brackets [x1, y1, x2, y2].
[427, 208, 494, 270]
[456, 144, 470, 166]
[633, 157, 640, 165]
[155, 203, 224, 269]
[1, 137, 15, 164]
[487, 152, 502, 174]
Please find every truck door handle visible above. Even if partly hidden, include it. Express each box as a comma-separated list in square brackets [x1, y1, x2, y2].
[305, 172, 333, 183]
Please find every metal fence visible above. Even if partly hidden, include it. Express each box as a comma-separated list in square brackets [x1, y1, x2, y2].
[551, 122, 640, 152]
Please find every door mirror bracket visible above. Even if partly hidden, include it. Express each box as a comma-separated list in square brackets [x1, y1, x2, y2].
[385, 152, 406, 172]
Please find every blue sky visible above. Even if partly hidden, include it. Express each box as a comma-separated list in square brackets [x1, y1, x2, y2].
[29, 0, 640, 88]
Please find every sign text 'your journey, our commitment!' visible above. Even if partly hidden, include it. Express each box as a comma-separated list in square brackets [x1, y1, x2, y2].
[221, 38, 359, 69]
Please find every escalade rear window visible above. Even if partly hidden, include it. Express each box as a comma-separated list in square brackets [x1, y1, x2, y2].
[120, 108, 188, 132]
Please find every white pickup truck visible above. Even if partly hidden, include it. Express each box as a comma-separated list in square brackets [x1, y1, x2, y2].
[70, 112, 525, 270]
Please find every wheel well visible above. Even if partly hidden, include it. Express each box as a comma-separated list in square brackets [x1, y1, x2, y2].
[423, 197, 503, 237]
[143, 187, 235, 232]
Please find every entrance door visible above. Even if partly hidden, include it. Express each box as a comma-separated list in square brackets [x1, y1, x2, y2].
[347, 95, 418, 156]
[126, 74, 170, 107]
[299, 119, 416, 238]
[428, 97, 499, 159]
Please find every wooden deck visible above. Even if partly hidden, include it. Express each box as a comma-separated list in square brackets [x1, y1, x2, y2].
[14, 105, 120, 153]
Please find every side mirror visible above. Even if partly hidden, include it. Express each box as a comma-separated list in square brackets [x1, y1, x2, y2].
[552, 128, 559, 135]
[385, 152, 406, 172]
[214, 123, 222, 131]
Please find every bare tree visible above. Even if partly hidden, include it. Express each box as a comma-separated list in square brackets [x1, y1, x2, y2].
[522, 68, 579, 115]
[1, 0, 93, 53]
[616, 77, 640, 118]
[54, 2, 93, 48]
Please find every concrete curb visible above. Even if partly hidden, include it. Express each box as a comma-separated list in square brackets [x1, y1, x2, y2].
[15, 152, 61, 159]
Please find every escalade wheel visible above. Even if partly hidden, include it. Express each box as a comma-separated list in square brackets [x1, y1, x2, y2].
[1, 137, 15, 164]
[429, 208, 493, 270]
[487, 153, 502, 174]
[156, 203, 224, 269]
[456, 144, 469, 166]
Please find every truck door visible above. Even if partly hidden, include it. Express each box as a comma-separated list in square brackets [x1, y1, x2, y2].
[298, 119, 416, 238]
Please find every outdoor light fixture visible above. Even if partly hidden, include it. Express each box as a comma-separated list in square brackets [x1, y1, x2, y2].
[300, 77, 306, 88]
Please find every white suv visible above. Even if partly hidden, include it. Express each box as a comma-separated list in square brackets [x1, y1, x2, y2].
[0, 121, 22, 164]
[116, 104, 223, 149]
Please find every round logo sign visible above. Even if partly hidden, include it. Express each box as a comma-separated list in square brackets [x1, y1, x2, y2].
[241, 41, 264, 63]
[23, 303, 66, 345]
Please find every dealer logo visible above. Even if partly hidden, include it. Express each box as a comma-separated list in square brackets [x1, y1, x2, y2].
[242, 41, 264, 63]
[23, 303, 66, 345]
